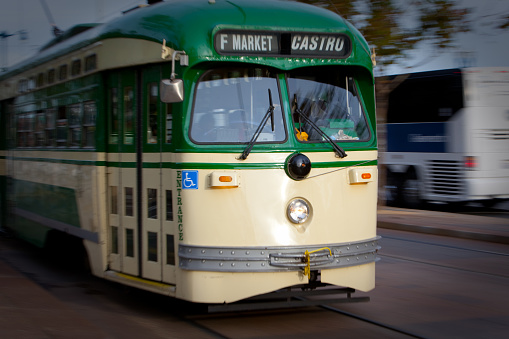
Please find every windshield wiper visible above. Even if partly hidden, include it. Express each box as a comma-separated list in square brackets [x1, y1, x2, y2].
[293, 94, 347, 158]
[237, 89, 275, 160]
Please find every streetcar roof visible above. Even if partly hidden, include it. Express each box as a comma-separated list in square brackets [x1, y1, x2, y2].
[0, 0, 372, 81]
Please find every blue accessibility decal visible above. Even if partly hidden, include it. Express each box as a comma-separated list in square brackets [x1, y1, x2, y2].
[182, 170, 199, 190]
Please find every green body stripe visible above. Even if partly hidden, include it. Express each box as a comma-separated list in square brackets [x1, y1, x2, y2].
[8, 156, 376, 170]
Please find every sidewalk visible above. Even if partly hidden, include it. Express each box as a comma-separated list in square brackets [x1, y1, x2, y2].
[378, 206, 509, 244]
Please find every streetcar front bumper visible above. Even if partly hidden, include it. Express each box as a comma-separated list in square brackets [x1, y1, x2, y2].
[178, 237, 381, 273]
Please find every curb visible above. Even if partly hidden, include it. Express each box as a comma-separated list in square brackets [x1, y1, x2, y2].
[378, 220, 509, 245]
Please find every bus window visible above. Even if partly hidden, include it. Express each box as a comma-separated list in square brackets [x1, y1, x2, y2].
[190, 67, 286, 144]
[287, 67, 370, 142]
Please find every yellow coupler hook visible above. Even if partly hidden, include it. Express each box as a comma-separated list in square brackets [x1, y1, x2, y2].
[303, 247, 332, 279]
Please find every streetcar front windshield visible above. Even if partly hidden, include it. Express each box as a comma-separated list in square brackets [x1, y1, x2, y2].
[190, 67, 286, 144]
[287, 67, 370, 142]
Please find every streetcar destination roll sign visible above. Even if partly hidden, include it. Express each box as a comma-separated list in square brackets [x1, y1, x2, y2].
[214, 30, 351, 58]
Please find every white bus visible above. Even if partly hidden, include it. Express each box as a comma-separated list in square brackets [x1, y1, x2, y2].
[382, 67, 509, 208]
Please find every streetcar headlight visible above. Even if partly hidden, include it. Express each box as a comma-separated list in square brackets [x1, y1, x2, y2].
[287, 199, 310, 224]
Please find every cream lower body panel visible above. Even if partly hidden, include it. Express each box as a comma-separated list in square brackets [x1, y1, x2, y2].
[176, 262, 376, 304]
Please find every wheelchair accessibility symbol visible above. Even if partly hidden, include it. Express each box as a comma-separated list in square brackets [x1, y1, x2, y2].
[182, 170, 198, 190]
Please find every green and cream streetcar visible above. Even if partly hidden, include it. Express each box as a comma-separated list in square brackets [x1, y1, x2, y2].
[0, 0, 379, 310]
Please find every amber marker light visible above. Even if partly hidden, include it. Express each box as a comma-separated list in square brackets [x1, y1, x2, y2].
[361, 173, 371, 180]
[209, 171, 239, 188]
[348, 167, 374, 184]
[219, 176, 233, 182]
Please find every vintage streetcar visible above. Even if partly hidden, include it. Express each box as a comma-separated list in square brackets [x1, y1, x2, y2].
[0, 0, 379, 311]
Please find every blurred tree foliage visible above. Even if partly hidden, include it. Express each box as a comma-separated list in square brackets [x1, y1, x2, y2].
[500, 15, 509, 29]
[297, 0, 470, 203]
[298, 0, 470, 70]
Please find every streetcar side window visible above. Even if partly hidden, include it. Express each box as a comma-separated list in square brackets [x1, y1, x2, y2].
[28, 77, 36, 91]
[84, 54, 97, 73]
[110, 186, 118, 214]
[27, 113, 36, 147]
[35, 111, 45, 147]
[12, 103, 98, 149]
[47, 69, 55, 84]
[147, 83, 158, 144]
[11, 102, 99, 149]
[8, 109, 16, 148]
[124, 87, 134, 145]
[16, 112, 36, 148]
[17, 79, 27, 93]
[45, 108, 56, 147]
[59, 64, 67, 81]
[68, 104, 82, 147]
[166, 190, 173, 221]
[83, 101, 96, 148]
[56, 106, 68, 147]
[166, 104, 172, 144]
[147, 188, 157, 219]
[125, 187, 134, 216]
[109, 88, 119, 144]
[111, 226, 119, 254]
[148, 232, 158, 262]
[37, 73, 44, 88]
[166, 234, 175, 265]
[16, 113, 27, 147]
[125, 229, 134, 257]
[71, 59, 81, 77]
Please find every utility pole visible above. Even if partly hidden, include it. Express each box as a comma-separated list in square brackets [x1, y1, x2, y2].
[40, 0, 63, 37]
[0, 32, 14, 72]
[1, 30, 27, 72]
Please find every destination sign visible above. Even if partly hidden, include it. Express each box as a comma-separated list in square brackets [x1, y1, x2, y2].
[214, 30, 351, 58]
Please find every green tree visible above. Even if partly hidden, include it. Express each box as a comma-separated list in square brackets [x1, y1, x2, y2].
[298, 0, 470, 70]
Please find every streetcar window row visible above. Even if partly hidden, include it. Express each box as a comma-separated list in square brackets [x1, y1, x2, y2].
[14, 101, 96, 149]
[109, 227, 176, 265]
[16, 54, 97, 94]
[109, 186, 174, 222]
[109, 187, 176, 265]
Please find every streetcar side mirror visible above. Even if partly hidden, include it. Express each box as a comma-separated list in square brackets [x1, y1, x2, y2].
[160, 78, 184, 103]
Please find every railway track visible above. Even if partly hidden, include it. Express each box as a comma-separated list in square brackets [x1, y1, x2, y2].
[185, 297, 431, 339]
[3, 226, 509, 338]
[318, 304, 428, 339]
[379, 233, 509, 279]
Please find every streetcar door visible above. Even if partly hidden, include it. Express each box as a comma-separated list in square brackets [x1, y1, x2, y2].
[107, 66, 176, 283]
[107, 70, 139, 276]
[140, 66, 166, 282]
[140, 65, 177, 284]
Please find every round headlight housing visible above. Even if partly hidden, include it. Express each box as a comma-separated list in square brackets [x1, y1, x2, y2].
[287, 199, 311, 224]
[285, 153, 311, 181]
